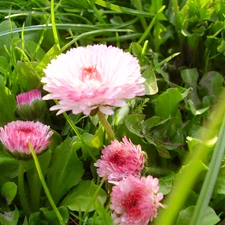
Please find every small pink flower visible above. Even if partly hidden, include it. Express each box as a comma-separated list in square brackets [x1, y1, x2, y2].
[16, 89, 42, 107]
[94, 137, 144, 181]
[0, 121, 53, 159]
[110, 175, 164, 225]
[41, 44, 145, 116]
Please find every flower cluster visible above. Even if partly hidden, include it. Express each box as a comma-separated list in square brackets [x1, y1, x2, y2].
[94, 136, 164, 225]
[0, 90, 53, 159]
[0, 45, 162, 225]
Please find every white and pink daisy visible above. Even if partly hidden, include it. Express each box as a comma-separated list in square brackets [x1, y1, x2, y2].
[16, 89, 42, 107]
[0, 120, 53, 159]
[94, 136, 144, 181]
[110, 175, 164, 225]
[41, 44, 145, 116]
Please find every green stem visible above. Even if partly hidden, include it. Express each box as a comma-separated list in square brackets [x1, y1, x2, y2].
[97, 110, 115, 140]
[28, 142, 65, 225]
[18, 160, 30, 216]
[136, 0, 147, 30]
[172, 0, 181, 32]
[190, 115, 225, 225]
[28, 168, 42, 212]
[137, 5, 166, 45]
[51, 0, 60, 49]
[83, 175, 107, 220]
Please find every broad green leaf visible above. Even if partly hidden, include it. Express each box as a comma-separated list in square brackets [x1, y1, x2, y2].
[17, 62, 41, 89]
[130, 42, 142, 58]
[0, 21, 19, 58]
[0, 76, 16, 126]
[176, 206, 220, 225]
[213, 166, 225, 196]
[0, 151, 18, 178]
[0, 56, 8, 75]
[0, 207, 19, 225]
[187, 100, 209, 116]
[35, 45, 61, 76]
[115, 104, 130, 125]
[199, 71, 224, 97]
[83, 126, 104, 149]
[1, 182, 17, 205]
[60, 180, 107, 212]
[142, 65, 158, 95]
[28, 212, 43, 225]
[181, 68, 201, 107]
[124, 114, 145, 137]
[149, 0, 163, 15]
[144, 115, 185, 151]
[155, 88, 183, 118]
[181, 68, 199, 89]
[26, 40, 45, 61]
[42, 206, 69, 224]
[47, 138, 84, 205]
[159, 172, 175, 195]
[22, 217, 28, 225]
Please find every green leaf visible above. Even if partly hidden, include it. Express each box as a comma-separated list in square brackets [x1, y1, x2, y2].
[124, 114, 145, 137]
[35, 45, 61, 76]
[181, 68, 201, 107]
[0, 207, 19, 225]
[213, 166, 225, 196]
[176, 206, 220, 225]
[159, 172, 175, 195]
[42, 206, 69, 224]
[1, 182, 17, 205]
[28, 212, 44, 225]
[155, 88, 183, 119]
[16, 62, 40, 89]
[26, 40, 45, 61]
[130, 42, 142, 58]
[187, 100, 209, 116]
[0, 21, 19, 58]
[0, 56, 8, 75]
[0, 76, 16, 126]
[60, 180, 107, 212]
[142, 65, 158, 95]
[0, 151, 18, 178]
[47, 138, 84, 205]
[199, 71, 224, 97]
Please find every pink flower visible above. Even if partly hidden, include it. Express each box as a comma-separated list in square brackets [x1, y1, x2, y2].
[0, 121, 53, 159]
[16, 89, 47, 121]
[16, 89, 42, 107]
[110, 175, 164, 225]
[41, 44, 145, 116]
[94, 137, 144, 181]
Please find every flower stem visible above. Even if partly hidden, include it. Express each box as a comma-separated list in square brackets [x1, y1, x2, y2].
[28, 142, 65, 225]
[18, 160, 30, 216]
[97, 110, 115, 140]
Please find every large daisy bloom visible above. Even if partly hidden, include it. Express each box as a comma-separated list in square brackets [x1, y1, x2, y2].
[110, 175, 164, 225]
[41, 44, 146, 115]
[0, 120, 53, 159]
[94, 136, 144, 181]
